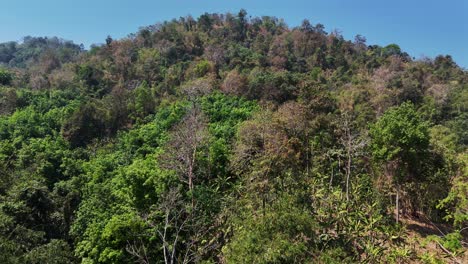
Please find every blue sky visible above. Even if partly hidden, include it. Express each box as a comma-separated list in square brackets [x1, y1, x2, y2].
[1, 0, 467, 68]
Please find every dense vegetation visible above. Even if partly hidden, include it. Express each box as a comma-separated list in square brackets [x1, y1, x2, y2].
[0, 10, 467, 263]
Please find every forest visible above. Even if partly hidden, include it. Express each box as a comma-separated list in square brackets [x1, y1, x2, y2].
[0, 10, 467, 263]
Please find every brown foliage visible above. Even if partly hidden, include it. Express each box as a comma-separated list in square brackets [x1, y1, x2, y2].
[161, 106, 209, 192]
[220, 70, 247, 96]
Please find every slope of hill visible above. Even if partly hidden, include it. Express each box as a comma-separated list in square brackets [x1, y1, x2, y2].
[0, 10, 466, 263]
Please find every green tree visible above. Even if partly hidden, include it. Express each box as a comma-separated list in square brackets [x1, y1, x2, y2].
[0, 68, 13, 86]
[370, 102, 430, 223]
[223, 194, 318, 264]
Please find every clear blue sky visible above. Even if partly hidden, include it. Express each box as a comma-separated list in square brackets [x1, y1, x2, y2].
[1, 0, 467, 68]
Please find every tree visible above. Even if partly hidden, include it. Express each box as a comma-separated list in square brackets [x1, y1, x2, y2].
[354, 34, 367, 52]
[382, 44, 402, 57]
[135, 48, 165, 85]
[0, 87, 17, 114]
[129, 82, 156, 122]
[221, 70, 247, 96]
[125, 188, 189, 264]
[0, 68, 13, 86]
[162, 106, 209, 204]
[61, 102, 107, 147]
[223, 194, 318, 264]
[106, 35, 113, 46]
[370, 102, 430, 223]
[155, 189, 187, 264]
[336, 112, 368, 201]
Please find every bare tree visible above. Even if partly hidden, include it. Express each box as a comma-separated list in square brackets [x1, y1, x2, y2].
[136, 188, 216, 264]
[181, 78, 213, 101]
[157, 189, 189, 264]
[129, 189, 193, 264]
[162, 105, 209, 206]
[336, 112, 368, 201]
[126, 238, 151, 264]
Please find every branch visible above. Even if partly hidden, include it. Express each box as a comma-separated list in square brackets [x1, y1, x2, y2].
[434, 240, 461, 264]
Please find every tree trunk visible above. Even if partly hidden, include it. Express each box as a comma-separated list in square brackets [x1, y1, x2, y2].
[188, 171, 194, 209]
[396, 184, 400, 224]
[189, 146, 197, 209]
[329, 157, 334, 188]
[345, 151, 351, 202]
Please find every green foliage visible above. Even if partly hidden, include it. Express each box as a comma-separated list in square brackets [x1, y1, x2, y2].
[426, 231, 464, 256]
[118, 100, 188, 157]
[135, 48, 166, 84]
[0, 36, 82, 68]
[370, 102, 430, 182]
[23, 239, 76, 264]
[223, 195, 317, 264]
[386, 246, 412, 264]
[419, 252, 445, 264]
[193, 59, 212, 77]
[61, 101, 107, 147]
[438, 153, 468, 227]
[0, 67, 13, 85]
[128, 81, 156, 122]
[71, 102, 186, 263]
[382, 44, 402, 57]
[201, 91, 258, 140]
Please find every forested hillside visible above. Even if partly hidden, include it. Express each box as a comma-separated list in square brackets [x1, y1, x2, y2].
[0, 10, 467, 263]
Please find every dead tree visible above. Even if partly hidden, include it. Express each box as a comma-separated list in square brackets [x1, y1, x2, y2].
[162, 105, 208, 206]
[337, 112, 368, 202]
